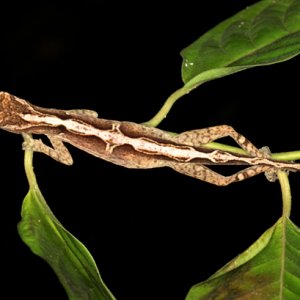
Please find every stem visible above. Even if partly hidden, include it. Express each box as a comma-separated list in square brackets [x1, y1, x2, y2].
[143, 85, 300, 161]
[203, 142, 247, 155]
[22, 133, 37, 188]
[142, 86, 188, 127]
[144, 90, 300, 162]
[271, 150, 300, 161]
[277, 170, 291, 218]
[196, 142, 300, 162]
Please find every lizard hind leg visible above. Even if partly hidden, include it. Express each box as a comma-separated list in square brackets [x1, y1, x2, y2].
[166, 162, 272, 186]
[172, 125, 262, 157]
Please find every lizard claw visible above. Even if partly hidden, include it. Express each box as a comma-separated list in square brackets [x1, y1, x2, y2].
[264, 168, 278, 182]
[259, 146, 272, 158]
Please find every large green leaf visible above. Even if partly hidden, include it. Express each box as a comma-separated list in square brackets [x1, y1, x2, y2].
[181, 0, 300, 89]
[18, 149, 115, 300]
[185, 217, 300, 300]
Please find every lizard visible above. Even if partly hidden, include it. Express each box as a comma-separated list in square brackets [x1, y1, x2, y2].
[0, 91, 299, 186]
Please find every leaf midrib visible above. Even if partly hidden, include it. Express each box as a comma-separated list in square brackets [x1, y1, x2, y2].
[279, 217, 286, 299]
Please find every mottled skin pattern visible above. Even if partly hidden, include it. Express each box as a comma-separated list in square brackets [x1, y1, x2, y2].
[0, 91, 299, 186]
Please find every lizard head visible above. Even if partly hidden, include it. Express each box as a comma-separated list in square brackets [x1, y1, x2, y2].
[0, 91, 36, 132]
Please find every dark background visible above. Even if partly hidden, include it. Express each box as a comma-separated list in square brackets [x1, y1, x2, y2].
[1, 1, 300, 299]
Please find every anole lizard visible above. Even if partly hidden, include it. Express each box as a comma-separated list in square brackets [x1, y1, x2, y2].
[0, 91, 299, 186]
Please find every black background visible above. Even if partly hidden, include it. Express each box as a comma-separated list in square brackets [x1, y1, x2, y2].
[1, 1, 300, 299]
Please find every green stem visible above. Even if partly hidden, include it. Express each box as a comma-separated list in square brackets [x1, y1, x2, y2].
[270, 150, 300, 161]
[277, 171, 291, 218]
[22, 133, 37, 188]
[200, 143, 300, 162]
[143, 86, 300, 161]
[142, 86, 188, 127]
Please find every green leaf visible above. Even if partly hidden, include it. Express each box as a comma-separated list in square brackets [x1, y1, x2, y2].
[181, 0, 300, 89]
[18, 148, 115, 300]
[185, 217, 300, 300]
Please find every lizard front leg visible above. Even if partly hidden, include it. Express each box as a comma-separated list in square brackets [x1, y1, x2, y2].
[167, 162, 272, 186]
[22, 134, 73, 165]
